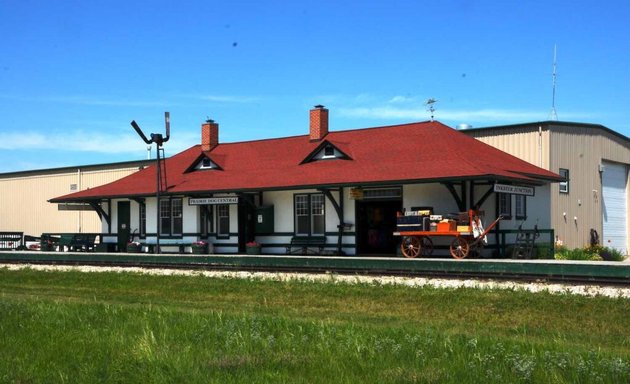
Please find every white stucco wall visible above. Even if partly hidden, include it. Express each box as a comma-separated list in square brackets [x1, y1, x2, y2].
[97, 182, 553, 256]
[258, 189, 356, 254]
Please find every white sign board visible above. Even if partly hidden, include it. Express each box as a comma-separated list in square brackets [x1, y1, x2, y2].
[189, 197, 239, 205]
[493, 184, 535, 196]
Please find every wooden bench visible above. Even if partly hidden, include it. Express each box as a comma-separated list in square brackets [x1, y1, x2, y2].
[286, 236, 327, 255]
[40, 234, 60, 251]
[23, 235, 41, 250]
[143, 241, 190, 253]
[0, 232, 24, 250]
[58, 234, 98, 252]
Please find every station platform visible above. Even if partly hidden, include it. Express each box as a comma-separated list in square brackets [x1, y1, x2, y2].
[0, 251, 628, 283]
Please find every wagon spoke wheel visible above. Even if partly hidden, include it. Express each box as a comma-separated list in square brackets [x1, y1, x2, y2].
[420, 236, 434, 257]
[401, 236, 422, 258]
[450, 237, 470, 259]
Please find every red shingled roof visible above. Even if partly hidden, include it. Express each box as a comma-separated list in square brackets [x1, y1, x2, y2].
[51, 121, 562, 202]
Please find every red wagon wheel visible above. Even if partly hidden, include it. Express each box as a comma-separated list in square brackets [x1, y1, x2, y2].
[420, 236, 434, 257]
[449, 237, 470, 259]
[401, 236, 422, 258]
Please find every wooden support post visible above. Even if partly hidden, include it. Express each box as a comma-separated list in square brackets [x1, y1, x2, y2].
[319, 188, 344, 255]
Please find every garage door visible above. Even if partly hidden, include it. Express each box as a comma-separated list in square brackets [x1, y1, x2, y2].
[602, 161, 628, 255]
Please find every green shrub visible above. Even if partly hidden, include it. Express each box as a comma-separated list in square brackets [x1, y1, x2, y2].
[606, 247, 626, 261]
[554, 245, 626, 261]
[534, 243, 554, 259]
[553, 245, 570, 260]
[586, 245, 626, 262]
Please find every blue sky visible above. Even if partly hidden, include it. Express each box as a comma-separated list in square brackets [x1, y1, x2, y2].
[1, 0, 629, 173]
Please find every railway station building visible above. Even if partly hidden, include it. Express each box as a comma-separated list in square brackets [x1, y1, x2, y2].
[50, 106, 563, 256]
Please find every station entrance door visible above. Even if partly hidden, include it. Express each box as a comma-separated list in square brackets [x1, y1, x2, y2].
[355, 188, 402, 255]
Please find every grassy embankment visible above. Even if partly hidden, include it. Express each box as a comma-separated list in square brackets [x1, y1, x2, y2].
[0, 268, 628, 383]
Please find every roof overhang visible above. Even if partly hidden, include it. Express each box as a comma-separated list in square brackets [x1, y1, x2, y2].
[50, 173, 554, 203]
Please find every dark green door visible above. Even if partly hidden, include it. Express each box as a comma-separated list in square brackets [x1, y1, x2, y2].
[117, 201, 130, 252]
[238, 195, 256, 253]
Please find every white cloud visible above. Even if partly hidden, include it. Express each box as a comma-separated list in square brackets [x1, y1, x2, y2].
[0, 94, 171, 107]
[339, 106, 426, 120]
[312, 93, 378, 106]
[196, 95, 260, 103]
[338, 105, 593, 124]
[50, 96, 171, 107]
[173, 93, 261, 104]
[1, 92, 262, 107]
[0, 129, 199, 155]
[388, 95, 414, 104]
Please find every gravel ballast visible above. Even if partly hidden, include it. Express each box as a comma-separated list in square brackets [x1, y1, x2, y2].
[2, 263, 629, 298]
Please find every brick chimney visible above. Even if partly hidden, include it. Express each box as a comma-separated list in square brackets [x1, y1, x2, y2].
[201, 119, 219, 151]
[309, 105, 329, 142]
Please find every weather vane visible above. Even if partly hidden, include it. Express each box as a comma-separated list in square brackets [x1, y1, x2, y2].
[425, 98, 437, 121]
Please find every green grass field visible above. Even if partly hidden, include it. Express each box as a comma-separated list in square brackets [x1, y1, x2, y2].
[0, 267, 628, 383]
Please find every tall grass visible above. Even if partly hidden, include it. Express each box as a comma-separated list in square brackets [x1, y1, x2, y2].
[0, 268, 628, 383]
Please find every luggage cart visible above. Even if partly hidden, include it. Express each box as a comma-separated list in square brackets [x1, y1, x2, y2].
[394, 210, 503, 259]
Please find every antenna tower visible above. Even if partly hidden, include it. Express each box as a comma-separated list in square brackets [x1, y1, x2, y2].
[550, 44, 558, 121]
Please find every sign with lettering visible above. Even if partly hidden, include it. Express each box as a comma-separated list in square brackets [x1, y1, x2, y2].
[493, 184, 535, 196]
[189, 197, 239, 205]
[349, 188, 364, 200]
[57, 203, 93, 211]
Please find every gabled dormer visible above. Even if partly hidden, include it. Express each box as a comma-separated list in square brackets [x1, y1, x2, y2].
[185, 153, 223, 173]
[301, 140, 351, 164]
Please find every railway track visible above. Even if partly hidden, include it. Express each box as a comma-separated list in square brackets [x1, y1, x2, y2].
[2, 256, 628, 288]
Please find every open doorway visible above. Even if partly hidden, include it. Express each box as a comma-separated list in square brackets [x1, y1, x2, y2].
[356, 200, 401, 255]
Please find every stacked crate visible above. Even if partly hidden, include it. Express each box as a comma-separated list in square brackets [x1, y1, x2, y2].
[396, 210, 431, 231]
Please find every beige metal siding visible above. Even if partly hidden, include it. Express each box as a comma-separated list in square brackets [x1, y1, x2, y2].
[464, 126, 551, 169]
[0, 166, 142, 237]
[549, 125, 630, 252]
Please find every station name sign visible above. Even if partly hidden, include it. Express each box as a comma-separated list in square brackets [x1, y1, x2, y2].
[57, 203, 93, 211]
[493, 184, 534, 196]
[189, 197, 238, 205]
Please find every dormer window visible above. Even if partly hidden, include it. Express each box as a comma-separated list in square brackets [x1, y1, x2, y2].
[301, 141, 351, 164]
[323, 145, 335, 159]
[186, 154, 222, 172]
[200, 158, 213, 169]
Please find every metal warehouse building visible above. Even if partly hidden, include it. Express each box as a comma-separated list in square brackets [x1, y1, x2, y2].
[462, 121, 629, 254]
[0, 160, 151, 238]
